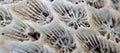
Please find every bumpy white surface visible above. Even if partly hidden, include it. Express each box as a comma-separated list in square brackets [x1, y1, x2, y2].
[0, 0, 120, 53]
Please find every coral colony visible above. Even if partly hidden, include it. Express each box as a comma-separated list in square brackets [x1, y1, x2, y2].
[0, 0, 120, 53]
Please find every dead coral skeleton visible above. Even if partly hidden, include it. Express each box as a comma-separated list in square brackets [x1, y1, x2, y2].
[0, 0, 120, 53]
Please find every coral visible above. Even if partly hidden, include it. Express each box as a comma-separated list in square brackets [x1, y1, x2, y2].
[0, 0, 120, 53]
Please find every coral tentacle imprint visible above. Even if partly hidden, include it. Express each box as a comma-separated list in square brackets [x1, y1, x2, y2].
[0, 0, 120, 53]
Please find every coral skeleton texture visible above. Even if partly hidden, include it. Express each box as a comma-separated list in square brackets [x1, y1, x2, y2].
[0, 0, 120, 53]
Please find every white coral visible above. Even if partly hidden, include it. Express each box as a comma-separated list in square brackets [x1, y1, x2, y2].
[0, 0, 120, 53]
